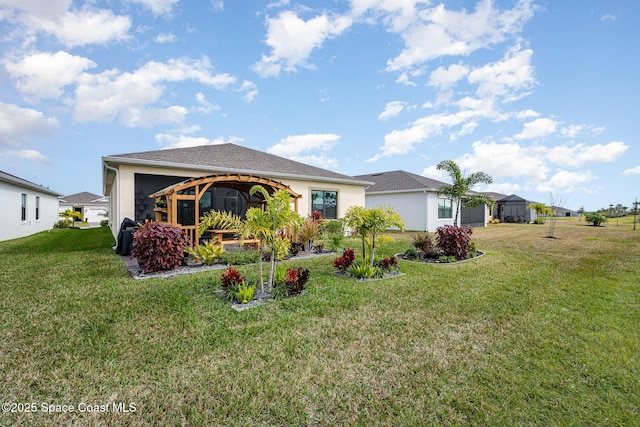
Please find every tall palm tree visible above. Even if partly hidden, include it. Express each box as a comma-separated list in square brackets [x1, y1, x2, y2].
[436, 160, 494, 225]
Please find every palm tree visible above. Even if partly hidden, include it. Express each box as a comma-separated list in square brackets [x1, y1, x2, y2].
[436, 160, 494, 225]
[249, 185, 303, 289]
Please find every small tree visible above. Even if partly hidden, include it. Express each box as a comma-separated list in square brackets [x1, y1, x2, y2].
[248, 186, 303, 289]
[344, 205, 405, 266]
[59, 209, 83, 228]
[632, 198, 639, 231]
[528, 202, 554, 224]
[613, 204, 627, 226]
[585, 212, 607, 227]
[436, 160, 494, 225]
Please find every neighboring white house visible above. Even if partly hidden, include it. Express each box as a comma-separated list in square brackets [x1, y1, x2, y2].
[0, 170, 62, 242]
[102, 143, 372, 239]
[59, 192, 109, 226]
[353, 170, 466, 232]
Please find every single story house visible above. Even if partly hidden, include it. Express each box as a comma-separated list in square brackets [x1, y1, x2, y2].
[496, 194, 538, 223]
[59, 192, 109, 226]
[0, 170, 62, 242]
[353, 170, 488, 232]
[481, 192, 508, 221]
[551, 206, 579, 217]
[102, 143, 372, 241]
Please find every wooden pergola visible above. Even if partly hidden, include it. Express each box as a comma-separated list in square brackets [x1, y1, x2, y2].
[149, 173, 301, 244]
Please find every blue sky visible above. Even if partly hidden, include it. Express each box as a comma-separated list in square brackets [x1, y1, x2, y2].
[1, 0, 638, 211]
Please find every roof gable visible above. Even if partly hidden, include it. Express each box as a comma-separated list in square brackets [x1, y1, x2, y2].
[353, 170, 448, 193]
[60, 192, 108, 204]
[104, 143, 369, 185]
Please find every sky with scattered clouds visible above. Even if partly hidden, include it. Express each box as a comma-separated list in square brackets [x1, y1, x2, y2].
[1, 0, 638, 211]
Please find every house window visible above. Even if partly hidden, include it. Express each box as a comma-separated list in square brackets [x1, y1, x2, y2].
[311, 190, 338, 219]
[21, 193, 27, 221]
[438, 198, 452, 219]
[35, 196, 40, 220]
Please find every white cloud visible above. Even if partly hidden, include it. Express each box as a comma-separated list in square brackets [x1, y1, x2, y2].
[5, 50, 96, 99]
[378, 101, 407, 120]
[253, 10, 352, 77]
[0, 102, 58, 142]
[601, 13, 617, 22]
[515, 109, 539, 119]
[209, 0, 224, 13]
[73, 57, 236, 125]
[129, 0, 179, 16]
[268, 133, 340, 157]
[155, 133, 243, 149]
[368, 100, 492, 161]
[622, 166, 640, 176]
[546, 141, 628, 167]
[468, 47, 535, 100]
[119, 105, 187, 128]
[2, 149, 50, 164]
[428, 63, 469, 91]
[384, 0, 536, 71]
[536, 170, 596, 193]
[20, 5, 131, 47]
[450, 139, 628, 194]
[239, 80, 258, 103]
[193, 92, 220, 114]
[514, 117, 559, 140]
[154, 32, 176, 43]
[267, 133, 341, 168]
[458, 139, 549, 182]
[421, 165, 450, 182]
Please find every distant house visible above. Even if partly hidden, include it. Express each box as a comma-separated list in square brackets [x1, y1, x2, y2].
[551, 206, 579, 217]
[59, 192, 109, 225]
[102, 143, 371, 241]
[0, 170, 61, 242]
[496, 194, 538, 223]
[481, 192, 508, 221]
[353, 170, 489, 231]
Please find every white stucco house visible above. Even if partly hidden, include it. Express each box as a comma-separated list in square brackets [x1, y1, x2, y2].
[353, 170, 489, 232]
[102, 143, 372, 241]
[0, 170, 62, 242]
[59, 192, 109, 226]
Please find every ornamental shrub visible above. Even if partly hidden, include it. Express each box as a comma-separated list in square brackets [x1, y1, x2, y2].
[220, 266, 246, 301]
[131, 221, 191, 273]
[285, 267, 310, 296]
[435, 225, 473, 261]
[332, 248, 355, 272]
[585, 212, 608, 226]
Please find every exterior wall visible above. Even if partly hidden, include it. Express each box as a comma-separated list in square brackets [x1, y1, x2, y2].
[107, 164, 367, 236]
[0, 181, 59, 242]
[364, 191, 456, 232]
[59, 205, 108, 224]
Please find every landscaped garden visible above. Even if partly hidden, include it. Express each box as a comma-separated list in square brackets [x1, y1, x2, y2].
[1, 217, 638, 425]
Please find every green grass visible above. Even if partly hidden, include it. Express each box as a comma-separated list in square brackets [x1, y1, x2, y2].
[0, 220, 638, 426]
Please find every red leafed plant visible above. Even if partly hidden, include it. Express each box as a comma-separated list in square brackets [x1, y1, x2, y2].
[131, 220, 191, 273]
[379, 256, 398, 271]
[332, 248, 355, 272]
[284, 267, 310, 296]
[435, 225, 473, 260]
[220, 266, 245, 291]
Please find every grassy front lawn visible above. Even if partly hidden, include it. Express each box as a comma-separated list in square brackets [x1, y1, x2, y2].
[1, 219, 638, 426]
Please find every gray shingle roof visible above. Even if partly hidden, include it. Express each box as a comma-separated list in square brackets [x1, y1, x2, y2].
[60, 192, 107, 204]
[353, 170, 448, 193]
[0, 170, 62, 196]
[483, 191, 509, 201]
[104, 143, 370, 185]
